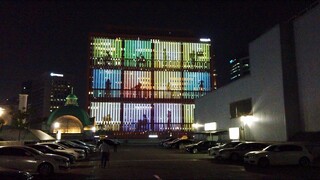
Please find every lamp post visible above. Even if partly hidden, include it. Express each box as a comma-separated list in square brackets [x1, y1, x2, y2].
[54, 122, 61, 140]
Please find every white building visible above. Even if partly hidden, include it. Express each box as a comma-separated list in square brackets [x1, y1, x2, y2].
[195, 3, 320, 142]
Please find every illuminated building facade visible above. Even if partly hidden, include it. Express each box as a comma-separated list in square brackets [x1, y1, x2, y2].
[88, 34, 215, 137]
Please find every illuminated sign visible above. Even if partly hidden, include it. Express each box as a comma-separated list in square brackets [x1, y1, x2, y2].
[50, 73, 64, 77]
[229, 127, 240, 140]
[200, 38, 211, 42]
[204, 122, 217, 131]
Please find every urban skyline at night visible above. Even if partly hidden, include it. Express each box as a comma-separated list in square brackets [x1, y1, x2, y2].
[1, 0, 316, 109]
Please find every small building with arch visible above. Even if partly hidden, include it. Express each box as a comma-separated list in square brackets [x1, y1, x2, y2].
[47, 91, 94, 134]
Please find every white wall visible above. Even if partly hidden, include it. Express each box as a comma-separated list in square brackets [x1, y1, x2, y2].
[195, 26, 288, 142]
[249, 26, 287, 141]
[294, 5, 320, 132]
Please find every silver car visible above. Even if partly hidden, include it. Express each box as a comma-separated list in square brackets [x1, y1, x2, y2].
[0, 146, 70, 176]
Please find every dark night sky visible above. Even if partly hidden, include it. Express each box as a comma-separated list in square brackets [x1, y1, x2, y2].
[0, 0, 316, 108]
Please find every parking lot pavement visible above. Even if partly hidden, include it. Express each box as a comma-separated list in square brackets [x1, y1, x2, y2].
[32, 144, 320, 179]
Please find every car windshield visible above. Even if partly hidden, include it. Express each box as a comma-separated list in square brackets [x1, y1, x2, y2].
[263, 145, 277, 151]
[24, 147, 43, 155]
[73, 140, 86, 146]
[234, 143, 246, 149]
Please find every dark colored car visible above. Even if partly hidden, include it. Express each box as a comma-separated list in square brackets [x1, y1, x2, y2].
[208, 141, 242, 156]
[97, 139, 121, 147]
[28, 144, 76, 164]
[0, 167, 34, 180]
[185, 140, 218, 154]
[159, 137, 176, 147]
[70, 140, 97, 153]
[165, 139, 195, 149]
[216, 142, 270, 161]
[57, 140, 91, 155]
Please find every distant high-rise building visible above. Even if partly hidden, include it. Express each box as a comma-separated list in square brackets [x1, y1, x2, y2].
[29, 72, 74, 121]
[229, 56, 250, 81]
[87, 30, 216, 137]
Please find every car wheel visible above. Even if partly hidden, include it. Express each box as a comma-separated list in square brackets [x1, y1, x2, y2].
[258, 157, 269, 168]
[299, 157, 310, 167]
[230, 153, 240, 161]
[192, 148, 198, 154]
[38, 162, 54, 176]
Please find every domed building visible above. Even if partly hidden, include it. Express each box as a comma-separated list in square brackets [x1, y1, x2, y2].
[47, 91, 94, 133]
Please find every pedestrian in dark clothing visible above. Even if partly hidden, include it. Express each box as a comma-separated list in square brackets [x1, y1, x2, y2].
[99, 140, 110, 168]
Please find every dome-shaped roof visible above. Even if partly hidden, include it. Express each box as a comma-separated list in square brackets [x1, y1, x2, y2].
[47, 105, 93, 126]
[66, 94, 78, 100]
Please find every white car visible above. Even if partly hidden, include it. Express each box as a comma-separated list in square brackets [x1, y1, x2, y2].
[0, 146, 70, 176]
[244, 143, 313, 167]
[38, 142, 86, 160]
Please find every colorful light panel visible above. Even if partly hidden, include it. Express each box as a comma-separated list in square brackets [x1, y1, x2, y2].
[154, 41, 181, 68]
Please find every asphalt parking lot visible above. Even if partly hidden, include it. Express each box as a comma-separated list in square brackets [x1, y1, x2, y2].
[35, 144, 320, 180]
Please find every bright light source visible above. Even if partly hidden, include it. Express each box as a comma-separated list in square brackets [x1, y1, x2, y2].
[192, 123, 204, 129]
[148, 135, 158, 138]
[240, 115, 256, 126]
[0, 107, 4, 116]
[200, 38, 211, 42]
[204, 122, 217, 131]
[91, 126, 96, 132]
[229, 127, 240, 140]
[54, 122, 60, 129]
[50, 73, 64, 77]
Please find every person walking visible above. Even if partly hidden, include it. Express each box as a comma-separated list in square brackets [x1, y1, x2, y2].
[99, 139, 110, 168]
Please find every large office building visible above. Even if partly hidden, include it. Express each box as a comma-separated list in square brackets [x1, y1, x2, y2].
[87, 31, 216, 137]
[29, 72, 74, 122]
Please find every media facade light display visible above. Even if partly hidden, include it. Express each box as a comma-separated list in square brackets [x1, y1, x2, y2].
[124, 40, 152, 68]
[183, 42, 210, 69]
[89, 35, 214, 135]
[154, 41, 181, 68]
[123, 71, 152, 98]
[91, 37, 122, 66]
[92, 69, 121, 98]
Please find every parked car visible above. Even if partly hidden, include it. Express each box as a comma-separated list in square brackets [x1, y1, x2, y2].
[208, 141, 242, 156]
[185, 140, 218, 154]
[0, 146, 70, 176]
[244, 143, 313, 167]
[56, 140, 91, 155]
[37, 142, 86, 160]
[159, 137, 176, 147]
[165, 138, 195, 149]
[0, 167, 34, 180]
[70, 140, 97, 153]
[97, 138, 121, 147]
[28, 144, 76, 164]
[215, 142, 270, 161]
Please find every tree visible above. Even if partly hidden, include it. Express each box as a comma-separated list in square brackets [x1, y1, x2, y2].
[10, 108, 31, 141]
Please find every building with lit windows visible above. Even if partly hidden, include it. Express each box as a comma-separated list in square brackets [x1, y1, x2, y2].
[30, 72, 74, 122]
[88, 32, 216, 138]
[229, 56, 250, 81]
